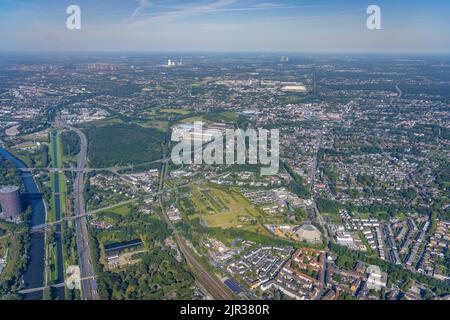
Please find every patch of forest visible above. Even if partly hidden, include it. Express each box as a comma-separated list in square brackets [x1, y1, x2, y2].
[85, 124, 165, 167]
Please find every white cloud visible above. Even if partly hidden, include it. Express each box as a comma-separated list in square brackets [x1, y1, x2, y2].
[251, 2, 285, 9]
[124, 0, 151, 24]
[130, 0, 239, 25]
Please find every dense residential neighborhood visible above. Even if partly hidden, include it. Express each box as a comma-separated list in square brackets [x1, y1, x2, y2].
[0, 52, 448, 302]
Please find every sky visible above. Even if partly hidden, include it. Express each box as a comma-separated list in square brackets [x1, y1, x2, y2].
[0, 0, 449, 53]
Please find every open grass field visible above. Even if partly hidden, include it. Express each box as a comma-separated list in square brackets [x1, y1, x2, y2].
[188, 184, 270, 236]
[207, 111, 238, 123]
[48, 132, 55, 168]
[178, 111, 238, 125]
[322, 213, 343, 223]
[97, 203, 134, 216]
[0, 239, 7, 257]
[176, 115, 210, 124]
[56, 131, 63, 168]
[47, 242, 59, 283]
[0, 233, 19, 282]
[3, 146, 33, 167]
[59, 174, 68, 217]
[45, 130, 67, 288]
[48, 173, 57, 223]
[56, 131, 68, 217]
[83, 117, 124, 127]
[21, 128, 50, 142]
[137, 119, 170, 132]
[176, 111, 239, 127]
[47, 130, 68, 222]
[159, 108, 191, 115]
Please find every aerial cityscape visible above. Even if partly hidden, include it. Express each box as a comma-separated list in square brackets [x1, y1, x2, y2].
[0, 0, 449, 305]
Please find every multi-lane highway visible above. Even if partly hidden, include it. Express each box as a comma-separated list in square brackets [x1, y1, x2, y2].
[43, 125, 232, 300]
[62, 123, 99, 300]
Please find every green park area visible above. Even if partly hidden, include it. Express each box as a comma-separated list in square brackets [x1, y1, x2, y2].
[177, 111, 239, 125]
[0, 221, 27, 291]
[183, 184, 270, 236]
[136, 119, 170, 132]
[95, 203, 135, 216]
[0, 236, 16, 281]
[3, 146, 33, 167]
[47, 130, 68, 223]
[45, 130, 70, 291]
[46, 237, 59, 283]
[159, 108, 191, 115]
[177, 183, 295, 247]
[85, 123, 165, 167]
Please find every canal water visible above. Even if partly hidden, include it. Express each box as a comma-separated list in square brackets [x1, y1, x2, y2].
[0, 147, 45, 300]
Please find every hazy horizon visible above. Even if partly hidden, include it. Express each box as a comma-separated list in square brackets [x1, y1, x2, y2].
[1, 0, 450, 54]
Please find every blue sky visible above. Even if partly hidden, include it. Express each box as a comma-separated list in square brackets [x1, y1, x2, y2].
[0, 0, 449, 53]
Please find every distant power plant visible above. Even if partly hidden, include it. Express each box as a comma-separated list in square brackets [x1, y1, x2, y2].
[167, 59, 183, 67]
[0, 186, 21, 221]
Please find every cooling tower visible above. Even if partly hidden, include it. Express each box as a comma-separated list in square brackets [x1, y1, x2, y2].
[0, 186, 21, 220]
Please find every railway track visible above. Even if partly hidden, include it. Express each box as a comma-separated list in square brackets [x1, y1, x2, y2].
[157, 157, 234, 300]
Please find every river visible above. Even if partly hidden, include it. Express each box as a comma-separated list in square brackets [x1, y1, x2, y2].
[0, 147, 45, 300]
[0, 131, 65, 300]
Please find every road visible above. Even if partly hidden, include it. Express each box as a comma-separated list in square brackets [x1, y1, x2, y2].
[395, 82, 402, 101]
[389, 81, 403, 116]
[61, 123, 99, 300]
[19, 159, 165, 174]
[30, 199, 138, 233]
[310, 127, 329, 299]
[18, 276, 96, 295]
[30, 171, 224, 233]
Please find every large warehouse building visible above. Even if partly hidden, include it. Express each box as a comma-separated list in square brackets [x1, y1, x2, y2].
[0, 186, 21, 221]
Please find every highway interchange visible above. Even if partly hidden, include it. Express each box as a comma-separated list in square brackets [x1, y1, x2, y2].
[27, 120, 329, 301]
[32, 122, 234, 300]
